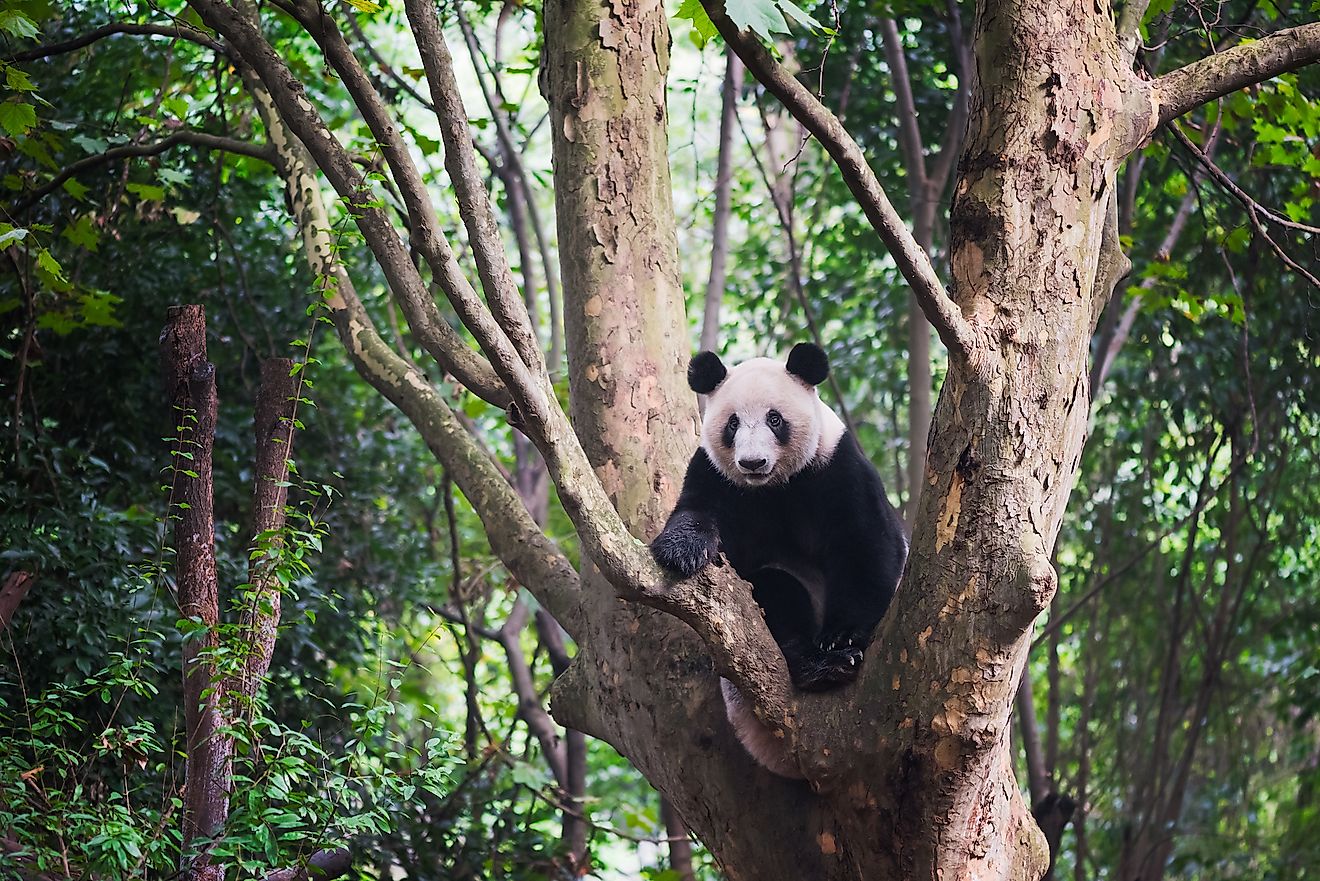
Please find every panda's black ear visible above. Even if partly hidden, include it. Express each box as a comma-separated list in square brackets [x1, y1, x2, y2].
[688, 351, 728, 394]
[786, 343, 829, 386]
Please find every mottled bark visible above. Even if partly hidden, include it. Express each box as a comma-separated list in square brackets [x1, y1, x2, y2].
[0, 571, 34, 629]
[161, 305, 224, 881]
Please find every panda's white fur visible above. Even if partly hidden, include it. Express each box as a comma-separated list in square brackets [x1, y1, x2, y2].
[720, 677, 802, 778]
[698, 357, 846, 489]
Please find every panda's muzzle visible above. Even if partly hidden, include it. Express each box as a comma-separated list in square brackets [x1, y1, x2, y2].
[738, 457, 768, 472]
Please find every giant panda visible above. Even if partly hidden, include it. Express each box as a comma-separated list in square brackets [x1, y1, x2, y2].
[651, 342, 908, 777]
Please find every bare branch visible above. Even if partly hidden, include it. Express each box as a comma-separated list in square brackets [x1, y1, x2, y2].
[1167, 123, 1320, 289]
[702, 1, 979, 364]
[402, 0, 547, 375]
[12, 132, 272, 216]
[879, 18, 927, 192]
[185, 0, 511, 407]
[1154, 22, 1320, 127]
[700, 52, 742, 353]
[289, 0, 541, 399]
[497, 598, 569, 786]
[4, 21, 227, 63]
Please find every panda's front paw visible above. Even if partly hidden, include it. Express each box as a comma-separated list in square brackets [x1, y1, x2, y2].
[650, 526, 720, 578]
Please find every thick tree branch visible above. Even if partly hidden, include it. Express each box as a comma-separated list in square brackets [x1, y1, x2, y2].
[288, 0, 542, 403]
[702, 1, 979, 364]
[1154, 22, 1320, 127]
[13, 132, 272, 215]
[4, 22, 227, 63]
[402, 0, 547, 376]
[220, 1, 581, 627]
[185, 0, 510, 407]
[161, 305, 225, 881]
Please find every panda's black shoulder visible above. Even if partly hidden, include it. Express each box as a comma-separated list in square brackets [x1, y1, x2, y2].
[676, 446, 733, 501]
[809, 432, 902, 522]
[813, 431, 877, 482]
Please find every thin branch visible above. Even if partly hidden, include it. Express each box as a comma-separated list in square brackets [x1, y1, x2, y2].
[12, 131, 273, 215]
[1154, 21, 1320, 127]
[5, 21, 227, 63]
[879, 18, 927, 193]
[1166, 124, 1319, 289]
[186, 0, 511, 406]
[700, 49, 742, 354]
[1167, 122, 1320, 236]
[402, 0, 547, 376]
[702, 1, 979, 364]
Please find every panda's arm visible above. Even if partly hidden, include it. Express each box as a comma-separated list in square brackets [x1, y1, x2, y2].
[817, 440, 907, 651]
[650, 450, 725, 578]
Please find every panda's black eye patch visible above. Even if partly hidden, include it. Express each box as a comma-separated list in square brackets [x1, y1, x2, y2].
[766, 410, 791, 444]
[722, 414, 740, 448]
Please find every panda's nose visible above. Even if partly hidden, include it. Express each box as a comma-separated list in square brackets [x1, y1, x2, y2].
[738, 457, 767, 471]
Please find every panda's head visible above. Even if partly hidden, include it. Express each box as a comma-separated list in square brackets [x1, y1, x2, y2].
[689, 343, 845, 488]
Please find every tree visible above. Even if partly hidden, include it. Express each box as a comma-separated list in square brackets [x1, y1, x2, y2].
[5, 0, 1319, 878]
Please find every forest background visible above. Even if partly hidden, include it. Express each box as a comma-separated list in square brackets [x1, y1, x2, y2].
[1, 0, 1318, 879]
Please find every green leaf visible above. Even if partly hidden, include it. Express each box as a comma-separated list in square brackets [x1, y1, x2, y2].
[5, 66, 37, 93]
[676, 0, 719, 48]
[0, 101, 37, 138]
[62, 178, 89, 200]
[36, 247, 65, 282]
[125, 182, 166, 202]
[0, 9, 39, 39]
[62, 215, 100, 252]
[724, 0, 789, 36]
[163, 96, 189, 119]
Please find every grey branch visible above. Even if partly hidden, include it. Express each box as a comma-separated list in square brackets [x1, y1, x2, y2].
[4, 21, 227, 62]
[1155, 22, 1320, 127]
[185, 0, 511, 407]
[13, 132, 272, 215]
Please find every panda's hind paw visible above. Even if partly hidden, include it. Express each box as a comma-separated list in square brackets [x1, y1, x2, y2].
[792, 647, 864, 692]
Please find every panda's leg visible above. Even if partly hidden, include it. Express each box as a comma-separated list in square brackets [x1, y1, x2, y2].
[751, 570, 863, 692]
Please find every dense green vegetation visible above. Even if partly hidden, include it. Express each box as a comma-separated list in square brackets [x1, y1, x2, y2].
[1, 0, 1317, 878]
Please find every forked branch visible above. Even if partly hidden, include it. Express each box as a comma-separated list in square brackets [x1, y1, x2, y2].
[701, 1, 979, 363]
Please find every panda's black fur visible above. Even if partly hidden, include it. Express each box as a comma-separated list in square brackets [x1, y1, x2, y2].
[651, 343, 907, 775]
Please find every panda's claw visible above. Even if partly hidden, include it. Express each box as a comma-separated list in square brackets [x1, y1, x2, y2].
[792, 646, 865, 691]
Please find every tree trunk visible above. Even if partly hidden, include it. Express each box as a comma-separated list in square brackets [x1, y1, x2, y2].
[161, 305, 225, 881]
